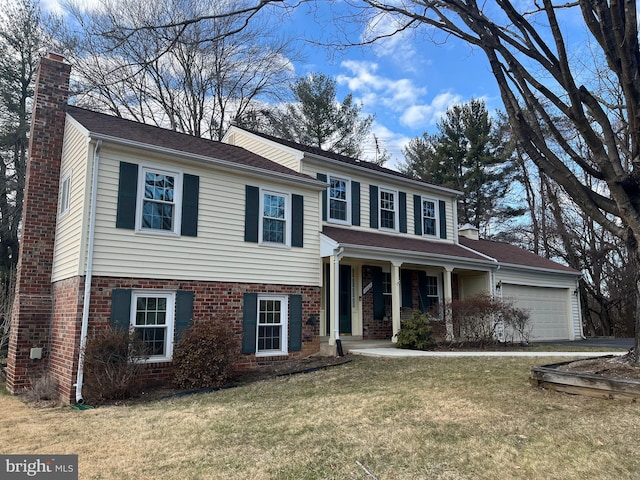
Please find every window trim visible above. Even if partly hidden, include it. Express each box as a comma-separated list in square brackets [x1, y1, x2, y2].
[129, 290, 176, 363]
[259, 188, 291, 248]
[59, 171, 72, 218]
[256, 294, 289, 357]
[379, 187, 399, 232]
[421, 196, 439, 238]
[327, 173, 351, 225]
[135, 164, 183, 236]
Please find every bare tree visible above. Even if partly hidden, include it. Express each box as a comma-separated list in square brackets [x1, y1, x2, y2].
[336, 1, 640, 359]
[64, 0, 298, 140]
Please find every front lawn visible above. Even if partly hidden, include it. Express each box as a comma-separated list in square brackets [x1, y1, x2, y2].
[1, 356, 639, 479]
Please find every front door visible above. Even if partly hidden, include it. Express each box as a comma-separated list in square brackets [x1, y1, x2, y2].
[339, 265, 352, 334]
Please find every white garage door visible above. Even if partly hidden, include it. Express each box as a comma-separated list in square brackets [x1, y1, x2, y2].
[501, 284, 569, 341]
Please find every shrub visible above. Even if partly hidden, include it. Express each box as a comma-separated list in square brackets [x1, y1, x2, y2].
[81, 326, 149, 404]
[173, 322, 238, 390]
[24, 372, 59, 404]
[395, 310, 435, 350]
[501, 301, 533, 344]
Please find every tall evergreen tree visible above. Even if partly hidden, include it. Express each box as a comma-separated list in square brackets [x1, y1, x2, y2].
[402, 99, 521, 233]
[255, 72, 374, 159]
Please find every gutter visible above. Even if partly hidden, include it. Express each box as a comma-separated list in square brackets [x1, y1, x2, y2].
[74, 139, 101, 404]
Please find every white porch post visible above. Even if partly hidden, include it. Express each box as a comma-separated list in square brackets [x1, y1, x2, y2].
[444, 266, 454, 341]
[391, 261, 402, 343]
[328, 248, 343, 346]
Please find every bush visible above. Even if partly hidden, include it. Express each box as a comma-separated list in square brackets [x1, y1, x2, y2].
[24, 372, 59, 404]
[395, 310, 435, 350]
[173, 322, 238, 389]
[501, 300, 533, 344]
[81, 326, 149, 404]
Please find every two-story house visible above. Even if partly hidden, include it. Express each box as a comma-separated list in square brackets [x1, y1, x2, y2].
[7, 53, 583, 404]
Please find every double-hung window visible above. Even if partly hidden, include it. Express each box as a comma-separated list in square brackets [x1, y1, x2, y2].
[257, 295, 288, 356]
[379, 188, 398, 231]
[130, 291, 176, 362]
[137, 166, 183, 235]
[422, 198, 438, 237]
[260, 189, 290, 246]
[424, 275, 439, 311]
[328, 175, 350, 223]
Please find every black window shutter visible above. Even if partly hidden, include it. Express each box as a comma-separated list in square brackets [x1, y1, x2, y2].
[241, 293, 258, 354]
[317, 173, 327, 221]
[413, 195, 422, 236]
[292, 194, 304, 247]
[371, 266, 385, 319]
[116, 162, 138, 229]
[401, 269, 413, 308]
[244, 185, 259, 243]
[418, 271, 428, 313]
[110, 289, 132, 331]
[399, 191, 407, 233]
[175, 290, 194, 342]
[351, 181, 361, 226]
[439, 200, 447, 239]
[181, 174, 199, 237]
[369, 185, 379, 229]
[289, 294, 303, 351]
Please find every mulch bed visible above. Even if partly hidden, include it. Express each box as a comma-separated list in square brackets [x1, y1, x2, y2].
[555, 351, 640, 380]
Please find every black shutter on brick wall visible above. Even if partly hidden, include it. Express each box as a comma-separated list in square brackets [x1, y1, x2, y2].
[289, 295, 303, 351]
[241, 293, 258, 354]
[175, 290, 194, 341]
[351, 181, 360, 226]
[110, 289, 132, 331]
[317, 173, 327, 221]
[372, 266, 385, 319]
[244, 185, 259, 243]
[439, 200, 447, 239]
[181, 174, 199, 237]
[369, 185, 379, 229]
[292, 194, 304, 247]
[401, 269, 413, 308]
[116, 162, 138, 229]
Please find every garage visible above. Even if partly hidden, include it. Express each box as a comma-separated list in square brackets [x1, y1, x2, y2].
[501, 284, 570, 341]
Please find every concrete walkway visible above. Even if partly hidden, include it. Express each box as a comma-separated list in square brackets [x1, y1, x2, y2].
[342, 338, 632, 359]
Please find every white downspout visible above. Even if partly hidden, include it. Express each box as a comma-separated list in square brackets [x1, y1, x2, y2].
[74, 139, 101, 404]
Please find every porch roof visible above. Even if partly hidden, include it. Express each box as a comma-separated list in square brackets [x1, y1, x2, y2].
[321, 226, 494, 267]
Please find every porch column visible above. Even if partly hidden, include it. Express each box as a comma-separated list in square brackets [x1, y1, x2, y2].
[328, 248, 343, 346]
[391, 261, 402, 343]
[444, 266, 454, 341]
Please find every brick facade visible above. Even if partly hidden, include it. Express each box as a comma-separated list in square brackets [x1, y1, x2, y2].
[6, 54, 71, 394]
[361, 265, 393, 339]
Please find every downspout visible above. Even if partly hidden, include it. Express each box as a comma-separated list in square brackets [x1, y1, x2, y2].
[74, 139, 102, 404]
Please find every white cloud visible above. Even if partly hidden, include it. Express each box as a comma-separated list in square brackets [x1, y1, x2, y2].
[400, 91, 462, 129]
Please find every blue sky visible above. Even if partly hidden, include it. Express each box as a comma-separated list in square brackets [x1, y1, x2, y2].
[43, 0, 508, 169]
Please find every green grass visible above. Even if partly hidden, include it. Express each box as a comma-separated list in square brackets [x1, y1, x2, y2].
[2, 356, 640, 479]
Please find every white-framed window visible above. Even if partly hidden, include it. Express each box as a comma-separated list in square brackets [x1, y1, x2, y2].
[256, 295, 288, 356]
[422, 197, 438, 237]
[328, 174, 350, 224]
[383, 272, 392, 315]
[130, 291, 176, 362]
[59, 172, 71, 217]
[136, 166, 183, 235]
[259, 189, 290, 247]
[379, 187, 398, 231]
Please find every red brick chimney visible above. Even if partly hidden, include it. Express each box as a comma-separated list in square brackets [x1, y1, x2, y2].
[6, 53, 71, 393]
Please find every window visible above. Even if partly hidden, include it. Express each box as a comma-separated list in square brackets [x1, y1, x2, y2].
[328, 175, 350, 223]
[422, 198, 438, 237]
[130, 291, 176, 362]
[383, 272, 392, 315]
[379, 188, 398, 231]
[136, 166, 183, 235]
[424, 275, 439, 310]
[59, 173, 71, 217]
[257, 295, 288, 355]
[260, 189, 290, 246]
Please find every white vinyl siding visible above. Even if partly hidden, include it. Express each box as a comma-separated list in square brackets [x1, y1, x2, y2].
[226, 132, 301, 172]
[90, 145, 321, 286]
[52, 120, 91, 282]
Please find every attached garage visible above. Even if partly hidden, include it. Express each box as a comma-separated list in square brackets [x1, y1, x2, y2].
[501, 284, 571, 341]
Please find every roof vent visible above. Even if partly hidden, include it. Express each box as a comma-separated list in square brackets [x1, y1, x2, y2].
[458, 224, 479, 240]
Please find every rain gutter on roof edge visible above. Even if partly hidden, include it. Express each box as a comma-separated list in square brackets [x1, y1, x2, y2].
[304, 151, 463, 197]
[82, 130, 326, 190]
[495, 262, 583, 277]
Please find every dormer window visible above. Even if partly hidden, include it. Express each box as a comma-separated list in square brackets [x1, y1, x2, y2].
[328, 175, 350, 224]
